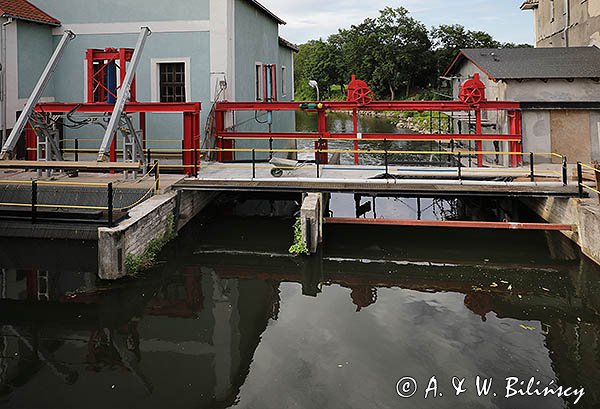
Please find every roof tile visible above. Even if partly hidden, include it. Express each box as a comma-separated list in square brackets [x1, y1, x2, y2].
[445, 47, 600, 80]
[0, 0, 60, 26]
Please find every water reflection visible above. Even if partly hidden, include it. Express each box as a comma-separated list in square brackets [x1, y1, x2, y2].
[0, 216, 599, 408]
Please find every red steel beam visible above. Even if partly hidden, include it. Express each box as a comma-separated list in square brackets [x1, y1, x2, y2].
[216, 101, 521, 112]
[324, 218, 574, 231]
[218, 132, 522, 142]
[35, 102, 201, 113]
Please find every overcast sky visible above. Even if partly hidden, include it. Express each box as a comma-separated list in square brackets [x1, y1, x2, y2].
[259, 0, 534, 46]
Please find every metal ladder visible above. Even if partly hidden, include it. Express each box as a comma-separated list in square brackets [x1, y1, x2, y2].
[120, 114, 146, 178]
[0, 31, 76, 160]
[97, 27, 151, 163]
[34, 113, 63, 177]
[37, 271, 49, 301]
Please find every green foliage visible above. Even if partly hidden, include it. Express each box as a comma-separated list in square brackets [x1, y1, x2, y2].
[294, 8, 532, 100]
[289, 218, 309, 256]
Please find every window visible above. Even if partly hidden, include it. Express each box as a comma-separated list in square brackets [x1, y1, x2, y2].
[255, 63, 264, 101]
[281, 66, 287, 97]
[159, 62, 186, 102]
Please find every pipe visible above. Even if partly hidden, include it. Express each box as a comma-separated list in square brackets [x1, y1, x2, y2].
[564, 0, 570, 47]
[200, 176, 569, 188]
[324, 218, 574, 231]
[0, 18, 13, 147]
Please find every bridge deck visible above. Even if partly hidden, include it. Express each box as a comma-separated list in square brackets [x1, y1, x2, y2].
[175, 162, 580, 197]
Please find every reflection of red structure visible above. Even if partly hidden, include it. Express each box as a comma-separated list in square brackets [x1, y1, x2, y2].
[350, 286, 378, 312]
[215, 76, 523, 168]
[145, 269, 204, 318]
[463, 292, 494, 322]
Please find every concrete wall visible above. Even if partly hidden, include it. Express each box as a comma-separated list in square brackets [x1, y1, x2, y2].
[524, 197, 600, 266]
[17, 22, 55, 100]
[233, 0, 296, 160]
[526, 0, 600, 47]
[32, 0, 210, 24]
[98, 190, 216, 280]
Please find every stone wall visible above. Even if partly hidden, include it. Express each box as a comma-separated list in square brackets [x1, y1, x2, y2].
[98, 190, 216, 280]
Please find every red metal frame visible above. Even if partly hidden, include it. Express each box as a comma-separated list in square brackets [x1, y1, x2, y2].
[24, 46, 203, 176]
[31, 103, 202, 176]
[214, 100, 523, 167]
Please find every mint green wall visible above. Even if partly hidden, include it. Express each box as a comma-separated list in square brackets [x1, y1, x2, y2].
[234, 0, 295, 159]
[51, 31, 210, 150]
[31, 0, 209, 24]
[17, 22, 55, 99]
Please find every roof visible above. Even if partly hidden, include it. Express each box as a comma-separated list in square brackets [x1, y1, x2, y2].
[520, 0, 539, 10]
[444, 47, 600, 80]
[0, 0, 60, 26]
[279, 37, 299, 52]
[245, 0, 286, 25]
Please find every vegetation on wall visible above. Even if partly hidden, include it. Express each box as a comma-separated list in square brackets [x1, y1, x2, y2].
[294, 7, 532, 101]
[125, 213, 177, 275]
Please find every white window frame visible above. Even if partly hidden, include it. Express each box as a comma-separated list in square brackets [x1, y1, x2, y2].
[151, 57, 191, 103]
[281, 65, 287, 98]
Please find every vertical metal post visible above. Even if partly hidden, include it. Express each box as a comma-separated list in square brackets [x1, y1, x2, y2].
[252, 149, 256, 179]
[529, 152, 535, 182]
[562, 156, 568, 186]
[457, 152, 462, 181]
[147, 148, 151, 166]
[107, 182, 114, 227]
[154, 160, 160, 192]
[577, 162, 584, 198]
[384, 143, 389, 176]
[31, 180, 37, 224]
[353, 109, 359, 165]
[429, 111, 433, 134]
[417, 198, 422, 220]
[74, 138, 79, 162]
[316, 149, 320, 179]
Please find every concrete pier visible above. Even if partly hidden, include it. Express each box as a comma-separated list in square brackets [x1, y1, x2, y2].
[300, 193, 323, 254]
[98, 190, 216, 280]
[523, 197, 600, 265]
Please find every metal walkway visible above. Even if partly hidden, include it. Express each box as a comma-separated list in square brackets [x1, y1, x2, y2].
[174, 162, 580, 198]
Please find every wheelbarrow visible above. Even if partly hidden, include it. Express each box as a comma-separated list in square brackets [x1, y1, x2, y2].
[269, 157, 305, 177]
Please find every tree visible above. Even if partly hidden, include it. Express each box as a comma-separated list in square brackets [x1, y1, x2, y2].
[431, 24, 501, 81]
[294, 39, 343, 100]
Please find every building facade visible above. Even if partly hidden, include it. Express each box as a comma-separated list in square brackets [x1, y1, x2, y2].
[521, 0, 600, 47]
[1, 0, 297, 158]
[445, 47, 600, 163]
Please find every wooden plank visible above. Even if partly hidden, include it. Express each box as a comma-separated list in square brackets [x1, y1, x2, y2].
[0, 160, 141, 171]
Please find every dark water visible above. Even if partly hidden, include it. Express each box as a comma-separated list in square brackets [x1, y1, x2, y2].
[1, 115, 599, 408]
[1, 211, 600, 409]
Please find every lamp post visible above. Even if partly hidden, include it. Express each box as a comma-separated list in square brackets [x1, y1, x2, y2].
[308, 80, 320, 101]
